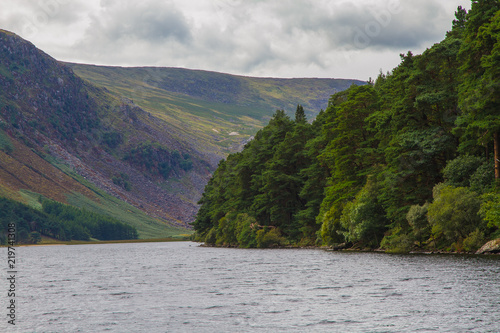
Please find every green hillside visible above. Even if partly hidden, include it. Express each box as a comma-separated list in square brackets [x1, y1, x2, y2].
[67, 63, 363, 156]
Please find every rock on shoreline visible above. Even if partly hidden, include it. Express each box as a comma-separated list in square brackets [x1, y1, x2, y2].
[476, 238, 500, 254]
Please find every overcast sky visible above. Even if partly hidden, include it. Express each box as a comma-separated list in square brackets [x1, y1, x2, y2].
[1, 0, 471, 80]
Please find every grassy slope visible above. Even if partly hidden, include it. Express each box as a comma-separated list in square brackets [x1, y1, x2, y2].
[67, 64, 364, 155]
[0, 29, 192, 237]
[0, 134, 187, 239]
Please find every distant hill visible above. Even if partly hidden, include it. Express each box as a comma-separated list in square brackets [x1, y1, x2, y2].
[0, 29, 364, 237]
[66, 63, 365, 156]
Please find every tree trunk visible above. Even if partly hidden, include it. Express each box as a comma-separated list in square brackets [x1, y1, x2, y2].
[495, 131, 499, 180]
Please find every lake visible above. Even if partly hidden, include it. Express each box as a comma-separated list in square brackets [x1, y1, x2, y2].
[3, 241, 500, 332]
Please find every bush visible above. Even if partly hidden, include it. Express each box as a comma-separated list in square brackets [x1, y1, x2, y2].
[216, 214, 238, 246]
[463, 229, 486, 253]
[29, 231, 42, 244]
[480, 191, 500, 229]
[256, 227, 286, 248]
[427, 184, 483, 247]
[380, 227, 414, 254]
[443, 155, 485, 187]
[339, 180, 388, 248]
[406, 203, 430, 246]
[0, 130, 14, 154]
[470, 162, 495, 193]
[235, 213, 257, 248]
[204, 227, 217, 245]
[102, 132, 123, 148]
[112, 173, 131, 191]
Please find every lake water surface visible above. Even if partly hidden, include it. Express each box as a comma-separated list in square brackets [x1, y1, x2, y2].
[3, 241, 500, 332]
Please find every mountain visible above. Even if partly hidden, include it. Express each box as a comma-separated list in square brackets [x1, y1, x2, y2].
[65, 63, 364, 156]
[0, 29, 364, 238]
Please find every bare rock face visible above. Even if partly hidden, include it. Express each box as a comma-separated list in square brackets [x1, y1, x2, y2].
[476, 238, 500, 254]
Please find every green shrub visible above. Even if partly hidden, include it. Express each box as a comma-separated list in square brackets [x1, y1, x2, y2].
[204, 227, 217, 245]
[235, 213, 257, 248]
[427, 184, 483, 247]
[29, 231, 42, 244]
[256, 227, 286, 248]
[442, 155, 484, 187]
[112, 173, 131, 191]
[480, 191, 500, 229]
[470, 162, 495, 193]
[339, 180, 388, 248]
[463, 229, 486, 253]
[0, 130, 14, 154]
[216, 214, 238, 246]
[380, 227, 414, 254]
[406, 203, 430, 246]
[102, 132, 123, 148]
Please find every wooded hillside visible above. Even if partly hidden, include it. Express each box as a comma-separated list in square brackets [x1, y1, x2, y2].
[193, 2, 500, 252]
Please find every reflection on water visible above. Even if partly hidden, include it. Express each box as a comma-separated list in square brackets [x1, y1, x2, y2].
[4, 242, 500, 332]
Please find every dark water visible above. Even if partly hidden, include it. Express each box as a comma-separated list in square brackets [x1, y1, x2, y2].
[3, 242, 500, 332]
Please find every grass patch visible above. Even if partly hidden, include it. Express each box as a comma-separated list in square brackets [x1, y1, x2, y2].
[0, 129, 14, 154]
[41, 153, 191, 239]
[66, 191, 190, 239]
[18, 189, 43, 210]
[13, 235, 192, 246]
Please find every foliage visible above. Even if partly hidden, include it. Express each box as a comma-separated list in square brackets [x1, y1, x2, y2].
[457, 1, 500, 175]
[427, 184, 484, 249]
[406, 203, 430, 246]
[463, 228, 486, 252]
[0, 196, 138, 244]
[255, 227, 286, 248]
[102, 131, 123, 149]
[442, 155, 485, 187]
[124, 142, 193, 179]
[0, 129, 14, 154]
[29, 231, 42, 244]
[339, 179, 388, 248]
[193, 4, 500, 251]
[470, 161, 496, 193]
[235, 213, 258, 248]
[112, 173, 132, 191]
[480, 191, 500, 229]
[380, 227, 414, 254]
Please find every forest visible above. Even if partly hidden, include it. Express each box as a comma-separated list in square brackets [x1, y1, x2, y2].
[0, 197, 138, 244]
[193, 2, 500, 252]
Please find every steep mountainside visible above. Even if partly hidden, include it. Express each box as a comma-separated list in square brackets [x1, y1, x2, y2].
[0, 29, 363, 236]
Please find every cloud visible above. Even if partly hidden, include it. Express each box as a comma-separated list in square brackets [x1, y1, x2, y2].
[331, 0, 451, 50]
[89, 0, 191, 42]
[0, 0, 471, 79]
[0, 0, 92, 40]
[248, 0, 452, 51]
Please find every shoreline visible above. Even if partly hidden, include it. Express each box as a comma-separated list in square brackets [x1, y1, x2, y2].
[199, 243, 500, 255]
[7, 240, 500, 255]
[3, 237, 193, 247]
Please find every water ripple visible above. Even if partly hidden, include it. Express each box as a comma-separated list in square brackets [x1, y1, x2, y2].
[12, 242, 500, 332]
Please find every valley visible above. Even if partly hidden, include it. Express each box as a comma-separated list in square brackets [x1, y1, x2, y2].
[0, 29, 363, 240]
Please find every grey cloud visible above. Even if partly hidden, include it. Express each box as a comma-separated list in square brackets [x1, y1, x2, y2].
[0, 0, 89, 39]
[0, 0, 466, 79]
[265, 0, 451, 51]
[165, 0, 452, 76]
[341, 0, 449, 50]
[84, 0, 191, 44]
